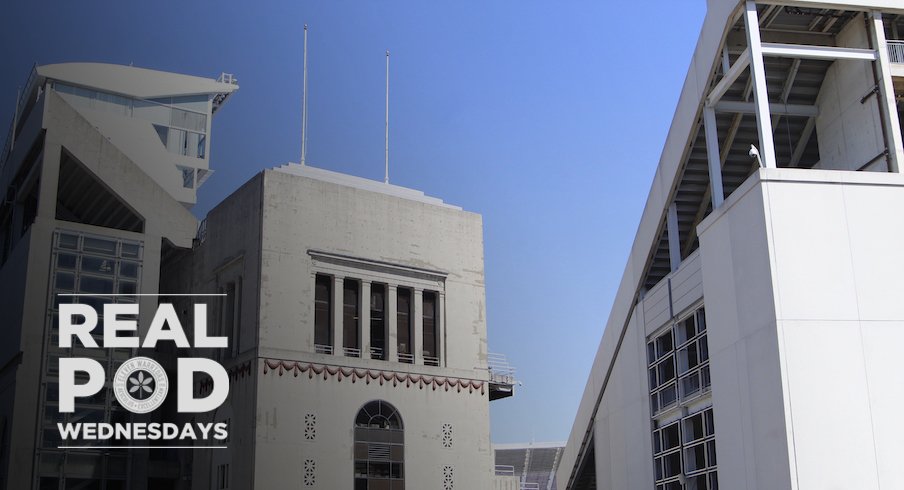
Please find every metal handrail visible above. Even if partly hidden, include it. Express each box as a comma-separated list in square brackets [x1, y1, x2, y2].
[423, 355, 440, 366]
[344, 347, 361, 358]
[397, 353, 414, 364]
[494, 465, 515, 476]
[889, 41, 904, 64]
[370, 346, 384, 359]
[314, 344, 333, 355]
[488, 352, 517, 384]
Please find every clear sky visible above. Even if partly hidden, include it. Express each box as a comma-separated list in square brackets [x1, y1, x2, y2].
[0, 0, 706, 443]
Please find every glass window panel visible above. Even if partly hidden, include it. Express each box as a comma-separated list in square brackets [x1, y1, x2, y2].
[81, 256, 115, 275]
[647, 342, 656, 365]
[656, 331, 673, 358]
[662, 423, 680, 450]
[649, 367, 658, 389]
[658, 356, 675, 383]
[699, 335, 709, 362]
[119, 262, 139, 278]
[687, 474, 707, 490]
[675, 317, 696, 345]
[678, 343, 699, 374]
[56, 253, 77, 269]
[83, 237, 116, 255]
[680, 372, 701, 399]
[683, 413, 705, 443]
[662, 451, 681, 478]
[705, 409, 715, 436]
[685, 443, 706, 473]
[121, 243, 140, 258]
[79, 276, 114, 294]
[702, 366, 711, 389]
[58, 233, 79, 249]
[118, 281, 137, 295]
[55, 272, 75, 291]
[707, 440, 718, 467]
[659, 383, 677, 408]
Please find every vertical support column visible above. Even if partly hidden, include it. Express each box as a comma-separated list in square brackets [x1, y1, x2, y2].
[360, 280, 371, 359]
[332, 276, 344, 356]
[437, 291, 446, 367]
[387, 285, 398, 362]
[703, 107, 725, 208]
[413, 289, 424, 365]
[744, 1, 777, 168]
[667, 202, 681, 272]
[869, 11, 904, 172]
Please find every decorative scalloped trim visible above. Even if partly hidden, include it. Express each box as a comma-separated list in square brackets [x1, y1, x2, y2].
[261, 359, 486, 395]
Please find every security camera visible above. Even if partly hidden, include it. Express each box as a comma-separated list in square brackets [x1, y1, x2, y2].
[749, 144, 765, 168]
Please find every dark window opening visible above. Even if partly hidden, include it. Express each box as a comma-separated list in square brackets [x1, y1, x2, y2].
[344, 279, 360, 356]
[354, 400, 404, 490]
[422, 291, 438, 365]
[370, 284, 386, 360]
[397, 288, 412, 363]
[314, 275, 332, 352]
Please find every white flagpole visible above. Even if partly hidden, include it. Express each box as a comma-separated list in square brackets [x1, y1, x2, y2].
[301, 24, 309, 166]
[385, 50, 390, 184]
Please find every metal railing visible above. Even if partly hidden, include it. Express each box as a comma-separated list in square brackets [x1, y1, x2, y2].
[423, 354, 439, 366]
[521, 483, 540, 490]
[370, 346, 384, 359]
[397, 353, 414, 364]
[314, 344, 333, 355]
[343, 347, 361, 358]
[494, 465, 515, 477]
[488, 352, 517, 385]
[889, 41, 904, 64]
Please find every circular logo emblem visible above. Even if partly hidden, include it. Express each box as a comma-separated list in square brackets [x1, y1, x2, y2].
[113, 357, 169, 414]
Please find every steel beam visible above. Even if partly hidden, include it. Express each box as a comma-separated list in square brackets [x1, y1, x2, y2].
[868, 11, 904, 172]
[713, 100, 818, 117]
[760, 42, 877, 61]
[703, 107, 724, 209]
[745, 1, 777, 168]
[706, 49, 751, 107]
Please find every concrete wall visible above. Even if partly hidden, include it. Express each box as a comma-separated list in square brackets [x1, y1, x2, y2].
[814, 14, 887, 171]
[699, 167, 904, 490]
[181, 167, 494, 489]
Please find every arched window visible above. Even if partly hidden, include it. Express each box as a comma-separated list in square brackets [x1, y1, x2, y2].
[354, 400, 404, 490]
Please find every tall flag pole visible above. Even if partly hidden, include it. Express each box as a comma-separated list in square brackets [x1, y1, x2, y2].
[301, 24, 309, 166]
[384, 50, 390, 184]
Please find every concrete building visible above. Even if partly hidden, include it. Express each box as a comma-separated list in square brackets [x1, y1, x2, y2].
[0, 60, 513, 489]
[164, 162, 515, 489]
[558, 2, 904, 490]
[0, 62, 238, 490]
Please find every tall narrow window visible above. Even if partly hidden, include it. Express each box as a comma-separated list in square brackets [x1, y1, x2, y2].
[371, 284, 386, 360]
[314, 275, 332, 354]
[422, 291, 438, 366]
[344, 279, 360, 356]
[397, 288, 412, 363]
[354, 400, 404, 490]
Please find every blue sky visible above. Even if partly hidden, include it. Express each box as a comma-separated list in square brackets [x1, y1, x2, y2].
[0, 0, 706, 443]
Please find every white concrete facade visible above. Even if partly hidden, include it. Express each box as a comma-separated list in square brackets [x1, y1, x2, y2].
[172, 165, 499, 489]
[558, 1, 904, 489]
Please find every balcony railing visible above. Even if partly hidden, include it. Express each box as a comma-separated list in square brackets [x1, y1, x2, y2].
[889, 41, 904, 64]
[343, 347, 361, 358]
[314, 344, 333, 355]
[370, 346, 384, 360]
[494, 465, 515, 477]
[423, 355, 440, 367]
[488, 352, 516, 385]
[397, 353, 414, 364]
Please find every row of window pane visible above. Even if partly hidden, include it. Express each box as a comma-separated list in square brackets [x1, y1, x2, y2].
[314, 274, 439, 364]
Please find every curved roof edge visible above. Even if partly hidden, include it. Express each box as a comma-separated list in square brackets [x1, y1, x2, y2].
[36, 62, 239, 100]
